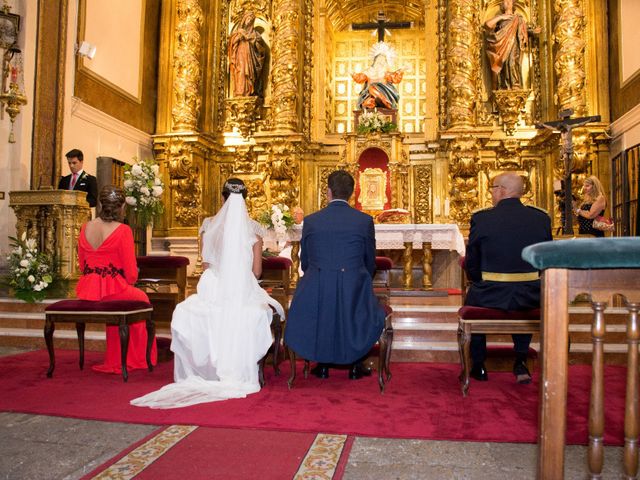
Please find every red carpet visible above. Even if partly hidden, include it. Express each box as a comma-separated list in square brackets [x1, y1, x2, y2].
[0, 349, 628, 445]
[81, 427, 345, 480]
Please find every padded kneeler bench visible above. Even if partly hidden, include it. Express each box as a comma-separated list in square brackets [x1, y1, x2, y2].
[457, 306, 540, 396]
[44, 300, 154, 382]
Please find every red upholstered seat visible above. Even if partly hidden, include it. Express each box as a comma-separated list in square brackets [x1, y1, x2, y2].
[375, 256, 393, 270]
[44, 299, 154, 382]
[262, 256, 293, 270]
[45, 299, 152, 313]
[136, 256, 190, 268]
[458, 306, 540, 320]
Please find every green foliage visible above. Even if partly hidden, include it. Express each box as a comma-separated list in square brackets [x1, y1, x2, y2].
[123, 158, 165, 227]
[4, 233, 57, 303]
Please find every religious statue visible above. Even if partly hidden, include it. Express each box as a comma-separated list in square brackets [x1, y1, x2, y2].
[352, 42, 405, 110]
[484, 0, 539, 91]
[228, 11, 268, 97]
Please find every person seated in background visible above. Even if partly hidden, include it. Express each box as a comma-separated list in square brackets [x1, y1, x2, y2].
[76, 185, 157, 374]
[131, 178, 284, 409]
[464, 172, 552, 384]
[284, 170, 384, 380]
[574, 175, 608, 237]
[57, 148, 98, 207]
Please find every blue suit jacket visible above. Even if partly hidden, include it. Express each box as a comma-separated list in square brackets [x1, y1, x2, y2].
[284, 201, 384, 364]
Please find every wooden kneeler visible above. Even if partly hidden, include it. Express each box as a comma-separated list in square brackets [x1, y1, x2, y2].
[457, 305, 540, 397]
[44, 299, 154, 382]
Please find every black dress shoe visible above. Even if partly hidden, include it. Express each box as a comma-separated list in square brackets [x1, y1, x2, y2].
[470, 363, 488, 381]
[348, 362, 372, 380]
[513, 361, 531, 384]
[311, 363, 329, 379]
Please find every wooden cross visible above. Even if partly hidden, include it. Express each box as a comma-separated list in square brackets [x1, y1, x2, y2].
[537, 109, 601, 235]
[352, 11, 411, 43]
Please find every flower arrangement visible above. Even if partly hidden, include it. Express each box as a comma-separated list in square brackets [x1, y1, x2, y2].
[357, 110, 397, 135]
[5, 233, 55, 303]
[258, 204, 295, 238]
[123, 158, 164, 227]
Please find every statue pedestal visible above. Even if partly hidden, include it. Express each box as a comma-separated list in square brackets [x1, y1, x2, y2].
[9, 190, 91, 279]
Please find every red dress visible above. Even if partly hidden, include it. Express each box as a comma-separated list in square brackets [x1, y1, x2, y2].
[76, 223, 158, 373]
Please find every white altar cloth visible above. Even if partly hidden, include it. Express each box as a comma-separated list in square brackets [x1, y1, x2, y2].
[268, 223, 465, 256]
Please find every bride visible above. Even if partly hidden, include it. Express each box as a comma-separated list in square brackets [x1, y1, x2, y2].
[131, 178, 284, 408]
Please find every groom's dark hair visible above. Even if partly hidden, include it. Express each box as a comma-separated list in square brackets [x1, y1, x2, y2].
[328, 170, 354, 200]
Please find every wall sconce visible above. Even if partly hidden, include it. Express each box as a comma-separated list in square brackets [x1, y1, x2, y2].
[76, 41, 97, 60]
[0, 5, 25, 143]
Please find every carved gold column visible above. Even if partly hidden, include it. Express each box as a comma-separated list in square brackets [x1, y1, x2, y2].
[266, 137, 300, 208]
[172, 0, 204, 131]
[553, 0, 590, 175]
[271, 0, 300, 132]
[154, 0, 209, 237]
[449, 136, 481, 227]
[446, 0, 478, 129]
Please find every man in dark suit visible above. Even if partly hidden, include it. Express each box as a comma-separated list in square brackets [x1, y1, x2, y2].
[464, 171, 552, 384]
[57, 149, 98, 207]
[284, 170, 385, 379]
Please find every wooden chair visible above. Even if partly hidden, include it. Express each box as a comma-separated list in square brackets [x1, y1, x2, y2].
[457, 306, 540, 396]
[261, 256, 292, 313]
[258, 309, 283, 387]
[44, 299, 154, 382]
[373, 256, 393, 302]
[522, 237, 640, 479]
[286, 304, 394, 393]
[136, 255, 190, 302]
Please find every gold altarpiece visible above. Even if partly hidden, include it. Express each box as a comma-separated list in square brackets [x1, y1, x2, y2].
[149, 0, 611, 247]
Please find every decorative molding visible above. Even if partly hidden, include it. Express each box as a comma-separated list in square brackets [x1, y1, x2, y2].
[71, 99, 153, 148]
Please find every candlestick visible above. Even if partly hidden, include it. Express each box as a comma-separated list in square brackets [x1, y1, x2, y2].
[444, 198, 450, 217]
[434, 197, 441, 217]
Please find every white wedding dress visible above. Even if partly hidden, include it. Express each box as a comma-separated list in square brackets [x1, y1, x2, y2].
[131, 193, 284, 409]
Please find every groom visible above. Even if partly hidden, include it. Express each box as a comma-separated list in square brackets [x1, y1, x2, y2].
[284, 170, 384, 379]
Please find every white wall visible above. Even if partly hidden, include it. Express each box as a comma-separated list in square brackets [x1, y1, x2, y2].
[63, 0, 152, 184]
[0, 0, 153, 267]
[0, 0, 37, 265]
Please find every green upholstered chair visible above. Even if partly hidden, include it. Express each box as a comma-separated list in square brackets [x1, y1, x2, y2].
[522, 237, 640, 479]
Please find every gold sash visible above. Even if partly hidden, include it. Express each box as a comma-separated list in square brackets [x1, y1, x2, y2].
[482, 271, 539, 282]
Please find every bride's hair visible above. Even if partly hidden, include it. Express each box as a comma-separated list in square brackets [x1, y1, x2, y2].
[222, 178, 248, 199]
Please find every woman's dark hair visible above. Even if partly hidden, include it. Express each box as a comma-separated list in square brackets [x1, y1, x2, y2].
[98, 185, 126, 222]
[222, 178, 248, 199]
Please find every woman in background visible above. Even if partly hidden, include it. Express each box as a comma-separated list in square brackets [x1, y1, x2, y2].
[575, 175, 608, 237]
[76, 185, 157, 373]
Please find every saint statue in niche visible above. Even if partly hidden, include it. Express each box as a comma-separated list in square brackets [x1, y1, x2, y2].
[352, 42, 405, 110]
[484, 0, 540, 91]
[228, 11, 268, 97]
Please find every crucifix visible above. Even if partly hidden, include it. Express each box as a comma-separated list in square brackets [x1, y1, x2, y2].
[351, 11, 411, 42]
[537, 109, 601, 235]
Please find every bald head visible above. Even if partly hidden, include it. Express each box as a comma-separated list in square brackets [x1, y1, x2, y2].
[491, 172, 524, 205]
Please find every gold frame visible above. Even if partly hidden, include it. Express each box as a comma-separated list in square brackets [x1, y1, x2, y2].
[359, 167, 387, 211]
[0, 10, 20, 50]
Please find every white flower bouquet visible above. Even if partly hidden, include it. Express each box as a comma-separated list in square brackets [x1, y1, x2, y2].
[259, 204, 295, 238]
[123, 158, 164, 227]
[5, 233, 55, 302]
[357, 109, 396, 134]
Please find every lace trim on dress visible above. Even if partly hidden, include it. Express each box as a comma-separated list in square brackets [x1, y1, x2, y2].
[83, 263, 125, 279]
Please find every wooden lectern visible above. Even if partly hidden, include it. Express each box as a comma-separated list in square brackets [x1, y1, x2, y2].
[9, 190, 91, 279]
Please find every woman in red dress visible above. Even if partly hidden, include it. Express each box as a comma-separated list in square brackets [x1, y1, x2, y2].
[76, 185, 157, 373]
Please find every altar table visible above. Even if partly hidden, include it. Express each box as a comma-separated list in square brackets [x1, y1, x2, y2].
[266, 224, 465, 289]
